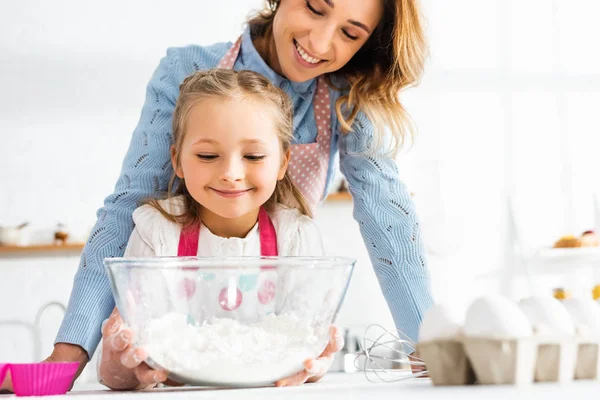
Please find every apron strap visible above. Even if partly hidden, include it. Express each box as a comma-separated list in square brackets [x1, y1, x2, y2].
[258, 207, 278, 256]
[177, 207, 277, 256]
[177, 223, 200, 257]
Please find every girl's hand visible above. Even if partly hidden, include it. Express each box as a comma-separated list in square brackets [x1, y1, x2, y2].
[275, 325, 344, 387]
[409, 352, 428, 377]
[98, 308, 169, 390]
[99, 312, 344, 389]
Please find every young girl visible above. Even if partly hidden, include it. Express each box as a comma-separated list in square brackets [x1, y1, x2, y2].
[123, 68, 321, 259]
[97, 69, 342, 390]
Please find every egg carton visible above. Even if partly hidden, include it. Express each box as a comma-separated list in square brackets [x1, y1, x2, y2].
[417, 339, 475, 385]
[532, 336, 578, 383]
[462, 337, 537, 385]
[421, 335, 600, 386]
[418, 296, 600, 386]
[574, 338, 600, 380]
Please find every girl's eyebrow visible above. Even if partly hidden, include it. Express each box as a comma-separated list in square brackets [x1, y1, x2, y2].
[192, 138, 218, 145]
[192, 138, 267, 145]
[323, 0, 372, 34]
[241, 139, 267, 145]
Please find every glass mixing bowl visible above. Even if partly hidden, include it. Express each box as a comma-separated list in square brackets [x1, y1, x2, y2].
[104, 256, 355, 387]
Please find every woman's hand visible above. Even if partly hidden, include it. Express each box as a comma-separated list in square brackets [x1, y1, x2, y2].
[275, 325, 344, 387]
[98, 308, 170, 390]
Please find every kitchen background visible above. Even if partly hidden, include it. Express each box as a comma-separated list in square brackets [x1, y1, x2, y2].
[1, 0, 599, 383]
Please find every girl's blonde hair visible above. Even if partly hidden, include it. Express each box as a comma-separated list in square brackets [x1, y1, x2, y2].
[148, 69, 311, 228]
[249, 0, 427, 155]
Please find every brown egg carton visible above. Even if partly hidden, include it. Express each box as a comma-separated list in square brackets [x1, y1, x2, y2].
[532, 336, 578, 383]
[462, 337, 537, 385]
[419, 335, 594, 386]
[417, 339, 475, 386]
[574, 338, 600, 380]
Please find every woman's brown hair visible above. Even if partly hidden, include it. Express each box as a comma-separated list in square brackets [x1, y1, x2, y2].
[147, 69, 312, 228]
[249, 0, 427, 154]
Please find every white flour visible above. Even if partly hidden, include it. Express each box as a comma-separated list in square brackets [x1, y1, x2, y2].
[142, 312, 324, 386]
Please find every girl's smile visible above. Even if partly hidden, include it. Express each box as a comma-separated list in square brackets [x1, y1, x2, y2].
[209, 188, 254, 198]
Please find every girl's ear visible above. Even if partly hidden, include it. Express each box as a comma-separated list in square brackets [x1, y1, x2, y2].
[277, 148, 291, 181]
[171, 145, 184, 179]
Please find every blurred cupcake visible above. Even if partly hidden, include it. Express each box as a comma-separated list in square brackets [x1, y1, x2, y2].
[417, 304, 474, 386]
[519, 296, 577, 383]
[463, 295, 537, 385]
[593, 284, 600, 301]
[581, 230, 600, 247]
[554, 235, 582, 248]
[553, 288, 571, 301]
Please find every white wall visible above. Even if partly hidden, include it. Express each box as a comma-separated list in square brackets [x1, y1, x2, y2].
[0, 0, 264, 232]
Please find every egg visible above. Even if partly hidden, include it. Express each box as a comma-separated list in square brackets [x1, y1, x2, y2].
[562, 298, 600, 336]
[519, 296, 575, 336]
[464, 295, 532, 338]
[418, 304, 464, 342]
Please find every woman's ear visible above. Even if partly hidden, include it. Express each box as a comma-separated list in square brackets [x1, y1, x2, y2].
[171, 145, 184, 179]
[277, 148, 291, 180]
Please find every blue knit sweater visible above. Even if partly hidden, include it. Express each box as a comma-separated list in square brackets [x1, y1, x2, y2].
[56, 27, 433, 357]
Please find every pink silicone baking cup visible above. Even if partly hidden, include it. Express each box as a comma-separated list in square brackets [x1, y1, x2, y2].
[0, 363, 8, 388]
[10, 362, 79, 397]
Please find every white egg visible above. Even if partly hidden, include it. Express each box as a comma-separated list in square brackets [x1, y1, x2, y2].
[562, 298, 600, 336]
[418, 304, 464, 342]
[519, 296, 575, 336]
[464, 295, 532, 339]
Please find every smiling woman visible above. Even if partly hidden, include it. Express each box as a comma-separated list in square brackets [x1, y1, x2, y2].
[46, 0, 434, 392]
[254, 0, 383, 80]
[251, 0, 425, 152]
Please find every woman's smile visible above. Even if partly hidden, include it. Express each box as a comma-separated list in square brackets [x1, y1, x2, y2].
[293, 39, 327, 68]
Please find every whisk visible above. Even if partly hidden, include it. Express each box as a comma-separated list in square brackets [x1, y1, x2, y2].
[353, 324, 428, 383]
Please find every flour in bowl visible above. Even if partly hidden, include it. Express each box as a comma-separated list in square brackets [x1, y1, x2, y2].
[141, 312, 325, 386]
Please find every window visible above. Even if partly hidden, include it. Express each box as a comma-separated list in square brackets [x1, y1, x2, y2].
[399, 0, 600, 282]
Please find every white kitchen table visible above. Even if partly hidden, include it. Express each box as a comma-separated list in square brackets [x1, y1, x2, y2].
[2, 372, 599, 399]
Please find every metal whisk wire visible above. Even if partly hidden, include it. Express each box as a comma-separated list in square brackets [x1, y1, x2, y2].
[354, 324, 428, 383]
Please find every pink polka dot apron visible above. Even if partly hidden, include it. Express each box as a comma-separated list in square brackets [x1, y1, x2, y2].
[218, 38, 332, 210]
[178, 207, 278, 312]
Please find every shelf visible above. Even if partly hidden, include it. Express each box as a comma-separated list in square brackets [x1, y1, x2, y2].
[326, 192, 352, 202]
[527, 247, 600, 269]
[477, 247, 600, 281]
[536, 247, 600, 261]
[0, 243, 85, 255]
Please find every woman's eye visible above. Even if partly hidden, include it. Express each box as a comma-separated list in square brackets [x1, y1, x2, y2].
[245, 155, 266, 161]
[196, 154, 218, 160]
[305, 1, 323, 16]
[342, 29, 358, 41]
